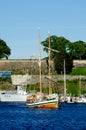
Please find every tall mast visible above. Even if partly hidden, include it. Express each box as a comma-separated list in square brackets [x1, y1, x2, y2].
[64, 59, 66, 97]
[42, 35, 59, 95]
[48, 33, 51, 95]
[38, 28, 42, 95]
[79, 75, 81, 96]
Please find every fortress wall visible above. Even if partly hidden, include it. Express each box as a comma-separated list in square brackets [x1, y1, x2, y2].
[0, 59, 86, 75]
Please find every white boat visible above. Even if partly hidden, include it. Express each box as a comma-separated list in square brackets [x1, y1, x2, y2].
[0, 86, 28, 102]
[60, 60, 72, 103]
[74, 76, 86, 103]
[60, 94, 72, 103]
[27, 30, 59, 108]
[74, 95, 86, 103]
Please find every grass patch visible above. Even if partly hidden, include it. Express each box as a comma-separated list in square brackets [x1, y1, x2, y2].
[70, 68, 86, 75]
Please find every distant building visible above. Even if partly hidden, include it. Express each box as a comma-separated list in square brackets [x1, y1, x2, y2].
[0, 71, 11, 78]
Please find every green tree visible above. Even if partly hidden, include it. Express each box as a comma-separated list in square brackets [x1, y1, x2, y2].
[41, 35, 73, 74]
[54, 52, 73, 74]
[69, 40, 86, 59]
[0, 39, 11, 59]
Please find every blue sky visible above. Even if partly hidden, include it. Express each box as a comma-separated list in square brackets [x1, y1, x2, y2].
[0, 0, 86, 59]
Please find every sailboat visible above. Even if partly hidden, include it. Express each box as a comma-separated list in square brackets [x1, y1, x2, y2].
[26, 30, 59, 108]
[60, 60, 71, 103]
[75, 75, 86, 103]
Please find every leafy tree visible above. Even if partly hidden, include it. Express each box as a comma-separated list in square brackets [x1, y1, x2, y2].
[0, 39, 11, 59]
[41, 35, 73, 74]
[41, 35, 86, 73]
[68, 40, 86, 59]
[54, 52, 73, 74]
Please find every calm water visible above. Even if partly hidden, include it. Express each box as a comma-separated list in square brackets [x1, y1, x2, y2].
[0, 103, 86, 130]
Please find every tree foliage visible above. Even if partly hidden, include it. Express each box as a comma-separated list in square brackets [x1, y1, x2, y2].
[69, 40, 86, 59]
[0, 39, 11, 59]
[41, 35, 86, 74]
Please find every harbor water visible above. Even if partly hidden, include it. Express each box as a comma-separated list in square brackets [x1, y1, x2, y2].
[0, 102, 86, 130]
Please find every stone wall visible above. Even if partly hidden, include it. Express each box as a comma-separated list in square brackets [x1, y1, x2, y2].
[73, 60, 86, 68]
[0, 59, 55, 75]
[10, 75, 86, 87]
[25, 75, 86, 84]
[0, 59, 86, 75]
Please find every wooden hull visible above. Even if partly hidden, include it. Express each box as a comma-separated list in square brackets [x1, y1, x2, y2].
[27, 99, 58, 109]
[38, 103, 58, 108]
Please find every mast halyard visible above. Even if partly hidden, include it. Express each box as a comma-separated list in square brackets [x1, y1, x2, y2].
[38, 28, 42, 96]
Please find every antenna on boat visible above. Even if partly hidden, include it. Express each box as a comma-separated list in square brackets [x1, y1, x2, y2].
[38, 27, 42, 96]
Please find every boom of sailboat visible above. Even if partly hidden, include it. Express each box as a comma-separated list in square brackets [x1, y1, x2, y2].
[42, 45, 59, 53]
